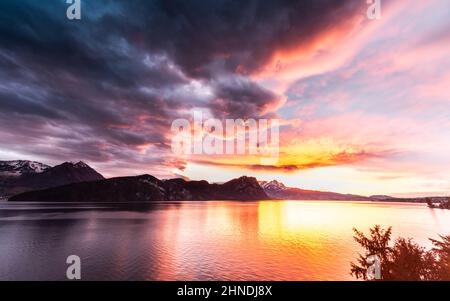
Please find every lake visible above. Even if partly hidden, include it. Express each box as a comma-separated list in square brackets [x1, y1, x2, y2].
[0, 200, 449, 280]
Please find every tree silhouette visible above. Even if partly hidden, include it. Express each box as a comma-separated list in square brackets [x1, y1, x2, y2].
[388, 238, 433, 280]
[350, 225, 392, 280]
[430, 235, 450, 280]
[351, 225, 450, 280]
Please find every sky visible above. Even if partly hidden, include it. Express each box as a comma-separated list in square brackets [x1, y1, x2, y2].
[0, 0, 449, 197]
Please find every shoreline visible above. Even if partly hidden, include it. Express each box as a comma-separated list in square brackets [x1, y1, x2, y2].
[1, 198, 438, 204]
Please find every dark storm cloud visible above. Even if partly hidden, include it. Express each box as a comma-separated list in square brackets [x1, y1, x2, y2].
[0, 91, 62, 119]
[0, 0, 365, 175]
[105, 0, 365, 77]
[210, 77, 283, 118]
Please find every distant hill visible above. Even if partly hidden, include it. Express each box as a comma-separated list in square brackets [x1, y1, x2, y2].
[0, 161, 104, 197]
[9, 175, 268, 202]
[369, 195, 395, 201]
[369, 196, 450, 203]
[259, 180, 369, 201]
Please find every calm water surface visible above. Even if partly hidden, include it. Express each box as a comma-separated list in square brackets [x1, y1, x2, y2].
[0, 200, 449, 280]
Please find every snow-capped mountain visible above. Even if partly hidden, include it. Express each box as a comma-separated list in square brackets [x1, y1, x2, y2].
[0, 160, 104, 198]
[259, 180, 286, 193]
[0, 160, 51, 177]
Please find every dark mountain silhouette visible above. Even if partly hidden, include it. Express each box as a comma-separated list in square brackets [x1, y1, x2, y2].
[1, 161, 104, 197]
[17, 161, 104, 187]
[8, 175, 268, 202]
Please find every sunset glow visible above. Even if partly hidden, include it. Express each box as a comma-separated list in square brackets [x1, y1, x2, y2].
[0, 0, 449, 197]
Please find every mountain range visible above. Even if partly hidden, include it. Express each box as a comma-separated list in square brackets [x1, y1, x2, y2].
[8, 174, 268, 202]
[2, 160, 444, 203]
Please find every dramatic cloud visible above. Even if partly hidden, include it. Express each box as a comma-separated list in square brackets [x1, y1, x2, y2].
[210, 76, 285, 118]
[0, 0, 367, 177]
[103, 0, 365, 77]
[0, 0, 449, 196]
